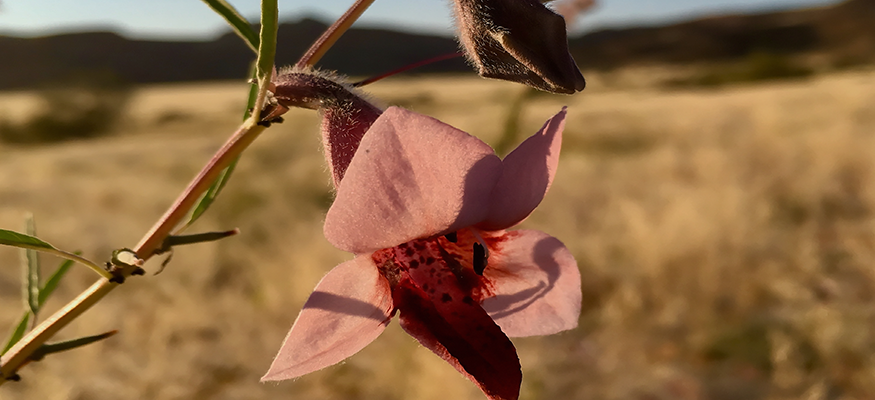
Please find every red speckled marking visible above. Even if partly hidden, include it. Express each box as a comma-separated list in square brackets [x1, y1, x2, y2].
[370, 232, 521, 400]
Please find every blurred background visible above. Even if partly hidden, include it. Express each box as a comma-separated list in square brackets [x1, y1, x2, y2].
[2, 0, 875, 399]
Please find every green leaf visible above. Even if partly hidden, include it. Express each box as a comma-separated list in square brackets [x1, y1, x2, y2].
[185, 157, 239, 229]
[165, 230, 240, 248]
[38, 258, 74, 307]
[3, 257, 78, 356]
[1, 314, 30, 356]
[0, 228, 110, 279]
[243, 70, 259, 120]
[182, 0, 276, 231]
[21, 215, 40, 317]
[0, 228, 54, 251]
[30, 331, 117, 361]
[201, 0, 259, 53]
[256, 0, 278, 83]
[184, 63, 258, 229]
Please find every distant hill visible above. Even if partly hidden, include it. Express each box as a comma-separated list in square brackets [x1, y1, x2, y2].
[0, 19, 468, 90]
[0, 0, 873, 90]
[571, 0, 875, 69]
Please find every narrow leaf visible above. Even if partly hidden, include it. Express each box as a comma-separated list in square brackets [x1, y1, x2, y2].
[30, 331, 118, 361]
[256, 0, 278, 83]
[165, 229, 240, 248]
[249, 0, 278, 123]
[183, 65, 258, 229]
[1, 314, 30, 356]
[201, 0, 259, 53]
[0, 228, 110, 279]
[0, 228, 54, 251]
[21, 215, 40, 317]
[38, 258, 75, 307]
[242, 70, 259, 120]
[185, 157, 239, 228]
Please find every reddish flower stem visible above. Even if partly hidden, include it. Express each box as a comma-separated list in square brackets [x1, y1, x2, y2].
[295, 0, 375, 68]
[352, 52, 464, 87]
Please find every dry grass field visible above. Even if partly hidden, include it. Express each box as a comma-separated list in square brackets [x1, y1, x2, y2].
[2, 68, 875, 400]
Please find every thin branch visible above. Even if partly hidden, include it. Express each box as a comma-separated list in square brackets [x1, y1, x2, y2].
[1, 0, 364, 384]
[0, 121, 266, 384]
[295, 0, 375, 68]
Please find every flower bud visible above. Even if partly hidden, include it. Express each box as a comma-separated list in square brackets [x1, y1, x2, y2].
[453, 0, 586, 94]
[271, 68, 383, 188]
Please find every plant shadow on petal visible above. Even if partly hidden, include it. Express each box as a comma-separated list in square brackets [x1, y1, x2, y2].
[482, 237, 564, 319]
[304, 291, 390, 321]
[446, 155, 504, 233]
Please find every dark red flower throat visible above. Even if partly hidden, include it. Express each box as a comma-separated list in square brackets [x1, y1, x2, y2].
[371, 230, 522, 400]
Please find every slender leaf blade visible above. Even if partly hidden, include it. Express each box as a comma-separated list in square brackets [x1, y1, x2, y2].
[31, 331, 117, 360]
[21, 215, 40, 316]
[1, 228, 110, 279]
[185, 157, 239, 228]
[201, 0, 259, 53]
[256, 0, 278, 83]
[38, 258, 75, 307]
[2, 313, 30, 356]
[243, 71, 259, 120]
[0, 228, 54, 251]
[184, 64, 259, 229]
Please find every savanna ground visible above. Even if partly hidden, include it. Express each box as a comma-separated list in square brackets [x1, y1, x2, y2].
[1, 68, 875, 400]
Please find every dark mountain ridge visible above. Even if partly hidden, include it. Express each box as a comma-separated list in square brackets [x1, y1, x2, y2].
[0, 0, 872, 90]
[571, 0, 875, 68]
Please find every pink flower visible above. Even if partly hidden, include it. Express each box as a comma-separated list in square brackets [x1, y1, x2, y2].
[262, 107, 581, 400]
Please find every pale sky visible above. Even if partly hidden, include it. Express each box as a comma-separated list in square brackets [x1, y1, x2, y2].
[0, 0, 841, 40]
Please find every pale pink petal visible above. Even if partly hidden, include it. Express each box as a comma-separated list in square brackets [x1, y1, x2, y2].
[262, 256, 394, 381]
[481, 229, 581, 337]
[325, 107, 503, 254]
[479, 108, 566, 231]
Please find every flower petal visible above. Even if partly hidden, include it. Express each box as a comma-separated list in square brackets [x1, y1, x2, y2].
[481, 229, 581, 337]
[262, 256, 394, 381]
[325, 107, 503, 254]
[479, 108, 566, 231]
[395, 239, 521, 400]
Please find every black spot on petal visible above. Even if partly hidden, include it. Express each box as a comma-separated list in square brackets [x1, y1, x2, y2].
[441, 293, 453, 303]
[445, 232, 458, 243]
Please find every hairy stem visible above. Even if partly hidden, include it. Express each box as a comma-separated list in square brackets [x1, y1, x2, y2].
[295, 0, 375, 68]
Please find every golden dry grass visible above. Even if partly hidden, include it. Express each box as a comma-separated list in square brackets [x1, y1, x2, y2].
[2, 69, 875, 400]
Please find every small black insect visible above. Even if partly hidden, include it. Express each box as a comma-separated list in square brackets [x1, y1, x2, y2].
[473, 242, 487, 275]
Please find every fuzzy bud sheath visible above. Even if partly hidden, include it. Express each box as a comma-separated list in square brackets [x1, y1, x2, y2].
[453, 0, 586, 94]
[271, 68, 383, 188]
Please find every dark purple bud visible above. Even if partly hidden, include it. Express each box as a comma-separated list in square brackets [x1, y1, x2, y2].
[453, 0, 586, 94]
[271, 68, 383, 188]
